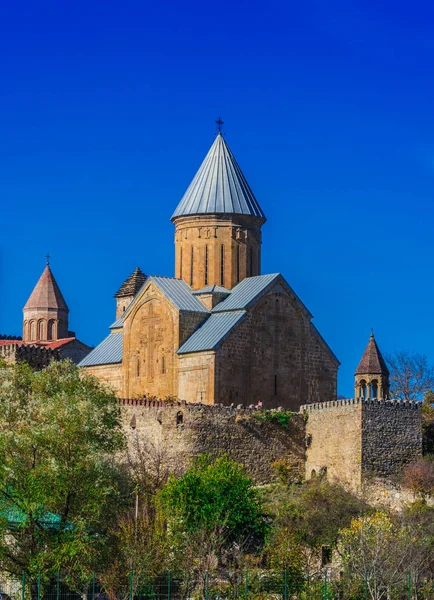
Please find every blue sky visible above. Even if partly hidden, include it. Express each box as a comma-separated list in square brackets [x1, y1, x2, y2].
[1, 0, 434, 396]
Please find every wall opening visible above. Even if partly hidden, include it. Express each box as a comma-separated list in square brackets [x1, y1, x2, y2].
[236, 244, 240, 282]
[190, 246, 194, 286]
[220, 244, 225, 286]
[176, 411, 183, 425]
[205, 245, 209, 286]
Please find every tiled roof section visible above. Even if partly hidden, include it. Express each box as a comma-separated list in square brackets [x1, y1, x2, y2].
[148, 277, 209, 313]
[78, 333, 123, 367]
[212, 273, 280, 312]
[0, 340, 23, 346]
[115, 267, 147, 298]
[24, 265, 69, 312]
[172, 133, 266, 220]
[355, 333, 389, 375]
[193, 285, 230, 295]
[177, 311, 246, 354]
[43, 337, 76, 349]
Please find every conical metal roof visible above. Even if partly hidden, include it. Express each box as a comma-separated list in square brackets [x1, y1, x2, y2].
[24, 265, 69, 312]
[171, 133, 266, 220]
[355, 333, 389, 375]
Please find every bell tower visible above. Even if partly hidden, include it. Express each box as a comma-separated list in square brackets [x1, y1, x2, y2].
[23, 258, 69, 343]
[171, 128, 266, 291]
[355, 332, 390, 399]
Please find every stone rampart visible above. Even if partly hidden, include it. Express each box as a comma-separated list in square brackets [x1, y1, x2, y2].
[120, 400, 306, 484]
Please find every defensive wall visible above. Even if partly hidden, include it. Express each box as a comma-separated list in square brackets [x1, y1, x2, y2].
[117, 396, 422, 487]
[119, 399, 306, 484]
[0, 343, 59, 369]
[302, 398, 422, 488]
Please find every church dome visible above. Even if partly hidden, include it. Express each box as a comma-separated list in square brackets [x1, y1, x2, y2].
[171, 133, 266, 221]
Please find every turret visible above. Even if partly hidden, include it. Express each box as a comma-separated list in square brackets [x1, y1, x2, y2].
[355, 332, 390, 399]
[114, 267, 147, 318]
[23, 260, 69, 343]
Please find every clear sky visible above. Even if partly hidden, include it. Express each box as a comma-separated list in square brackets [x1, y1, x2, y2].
[1, 0, 434, 397]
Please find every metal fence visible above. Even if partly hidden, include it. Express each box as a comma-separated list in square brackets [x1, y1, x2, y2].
[0, 569, 431, 600]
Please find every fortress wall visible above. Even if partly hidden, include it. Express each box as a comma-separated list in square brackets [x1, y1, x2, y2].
[362, 400, 422, 478]
[119, 400, 306, 484]
[302, 399, 363, 488]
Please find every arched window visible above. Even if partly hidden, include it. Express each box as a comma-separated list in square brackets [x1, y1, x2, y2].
[180, 246, 183, 279]
[204, 245, 209, 286]
[371, 379, 378, 399]
[161, 356, 166, 374]
[236, 244, 240, 282]
[220, 244, 225, 286]
[38, 320, 45, 341]
[30, 321, 36, 341]
[47, 320, 56, 341]
[136, 357, 140, 377]
[359, 379, 367, 399]
[274, 373, 278, 396]
[176, 411, 183, 425]
[190, 247, 194, 286]
[23, 321, 28, 340]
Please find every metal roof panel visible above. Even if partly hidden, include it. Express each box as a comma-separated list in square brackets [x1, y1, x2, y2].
[177, 311, 246, 354]
[172, 134, 266, 220]
[212, 274, 280, 312]
[78, 333, 123, 367]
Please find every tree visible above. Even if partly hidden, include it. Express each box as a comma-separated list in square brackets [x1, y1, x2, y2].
[339, 512, 416, 600]
[403, 457, 434, 500]
[0, 360, 126, 587]
[386, 351, 434, 401]
[157, 455, 266, 579]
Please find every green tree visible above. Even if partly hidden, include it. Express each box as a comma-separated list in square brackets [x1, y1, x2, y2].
[157, 455, 266, 577]
[0, 360, 126, 586]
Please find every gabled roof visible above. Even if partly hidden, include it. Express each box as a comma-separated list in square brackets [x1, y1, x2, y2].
[115, 267, 147, 298]
[125, 276, 209, 315]
[24, 265, 69, 312]
[193, 285, 230, 295]
[171, 133, 266, 220]
[355, 333, 389, 376]
[210, 273, 313, 316]
[177, 311, 246, 354]
[78, 333, 123, 367]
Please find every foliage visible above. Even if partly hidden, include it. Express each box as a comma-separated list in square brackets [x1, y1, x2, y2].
[0, 360, 126, 585]
[386, 351, 434, 401]
[403, 457, 434, 499]
[271, 458, 302, 485]
[253, 409, 296, 429]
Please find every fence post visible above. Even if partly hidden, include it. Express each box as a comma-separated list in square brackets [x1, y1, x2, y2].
[323, 568, 327, 600]
[283, 570, 287, 600]
[92, 572, 96, 600]
[129, 571, 133, 600]
[245, 570, 248, 600]
[37, 574, 41, 600]
[21, 572, 25, 600]
[408, 572, 411, 600]
[167, 571, 171, 600]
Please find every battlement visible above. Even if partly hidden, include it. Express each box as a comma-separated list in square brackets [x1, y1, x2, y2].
[0, 343, 59, 367]
[118, 397, 288, 415]
[300, 398, 421, 412]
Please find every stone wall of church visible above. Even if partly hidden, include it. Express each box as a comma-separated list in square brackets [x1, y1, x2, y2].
[59, 339, 93, 364]
[303, 399, 422, 488]
[85, 363, 123, 395]
[173, 214, 263, 290]
[177, 351, 215, 404]
[120, 400, 306, 484]
[214, 292, 338, 410]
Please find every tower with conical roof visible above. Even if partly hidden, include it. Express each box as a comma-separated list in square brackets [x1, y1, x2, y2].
[114, 267, 147, 318]
[171, 132, 266, 290]
[23, 260, 69, 343]
[354, 333, 390, 399]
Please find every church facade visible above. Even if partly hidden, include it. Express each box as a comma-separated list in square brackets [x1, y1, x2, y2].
[80, 133, 339, 409]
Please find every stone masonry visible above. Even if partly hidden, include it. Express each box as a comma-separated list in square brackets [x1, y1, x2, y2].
[120, 399, 306, 484]
[303, 398, 422, 488]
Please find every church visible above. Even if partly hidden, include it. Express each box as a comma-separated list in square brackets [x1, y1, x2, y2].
[79, 131, 340, 409]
